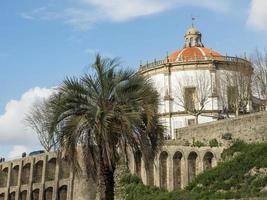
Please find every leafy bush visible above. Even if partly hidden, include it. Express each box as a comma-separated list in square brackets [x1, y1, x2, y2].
[192, 139, 205, 147]
[209, 139, 219, 147]
[221, 139, 246, 160]
[222, 133, 232, 140]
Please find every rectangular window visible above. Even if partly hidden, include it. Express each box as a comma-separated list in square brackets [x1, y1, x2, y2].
[227, 86, 238, 112]
[184, 87, 196, 111]
[187, 119, 196, 126]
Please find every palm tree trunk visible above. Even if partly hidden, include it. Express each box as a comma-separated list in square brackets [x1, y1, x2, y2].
[98, 154, 115, 200]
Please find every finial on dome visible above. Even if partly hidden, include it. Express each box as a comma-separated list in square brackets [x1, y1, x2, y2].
[184, 20, 204, 48]
[191, 15, 196, 28]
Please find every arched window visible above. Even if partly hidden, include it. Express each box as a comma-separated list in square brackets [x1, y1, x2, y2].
[10, 165, 19, 186]
[58, 185, 68, 200]
[173, 152, 182, 189]
[159, 151, 168, 189]
[0, 167, 8, 187]
[32, 189, 40, 200]
[188, 152, 198, 183]
[203, 152, 214, 171]
[20, 190, 27, 200]
[9, 192, 16, 200]
[21, 163, 31, 185]
[59, 158, 70, 180]
[44, 187, 53, 200]
[189, 37, 193, 47]
[46, 158, 57, 181]
[0, 193, 5, 200]
[134, 151, 142, 178]
[33, 161, 43, 183]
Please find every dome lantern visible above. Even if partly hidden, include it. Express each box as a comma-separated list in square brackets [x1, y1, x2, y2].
[184, 25, 204, 48]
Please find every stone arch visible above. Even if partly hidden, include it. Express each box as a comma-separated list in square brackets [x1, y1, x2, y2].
[203, 151, 214, 171]
[188, 151, 198, 183]
[44, 187, 53, 200]
[59, 158, 70, 180]
[159, 151, 168, 189]
[134, 151, 142, 178]
[32, 189, 40, 200]
[173, 151, 183, 189]
[33, 160, 43, 183]
[58, 185, 68, 200]
[0, 167, 8, 187]
[0, 193, 5, 200]
[20, 190, 27, 200]
[9, 192, 16, 200]
[46, 158, 57, 181]
[21, 163, 31, 185]
[10, 165, 19, 186]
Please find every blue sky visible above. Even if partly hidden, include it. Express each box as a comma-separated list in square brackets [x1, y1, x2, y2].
[0, 0, 267, 158]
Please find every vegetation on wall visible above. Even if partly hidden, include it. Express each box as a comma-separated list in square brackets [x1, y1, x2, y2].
[192, 138, 205, 147]
[208, 139, 219, 147]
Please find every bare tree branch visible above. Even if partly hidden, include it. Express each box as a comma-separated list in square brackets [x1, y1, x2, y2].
[25, 98, 58, 152]
[251, 49, 267, 109]
[174, 72, 211, 124]
[219, 69, 251, 116]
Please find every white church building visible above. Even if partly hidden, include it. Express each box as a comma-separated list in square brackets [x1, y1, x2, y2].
[139, 25, 253, 139]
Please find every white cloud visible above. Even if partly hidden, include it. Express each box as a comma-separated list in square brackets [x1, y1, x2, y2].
[21, 0, 229, 31]
[0, 87, 53, 149]
[8, 145, 29, 159]
[247, 0, 267, 30]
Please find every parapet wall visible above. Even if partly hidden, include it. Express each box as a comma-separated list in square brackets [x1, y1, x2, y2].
[174, 111, 267, 146]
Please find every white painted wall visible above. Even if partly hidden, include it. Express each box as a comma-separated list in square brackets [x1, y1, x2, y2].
[146, 66, 251, 138]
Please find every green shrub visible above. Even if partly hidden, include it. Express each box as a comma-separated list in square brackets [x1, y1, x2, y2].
[192, 140, 205, 147]
[121, 174, 142, 185]
[222, 133, 232, 140]
[209, 139, 219, 147]
[187, 142, 267, 199]
[221, 139, 246, 160]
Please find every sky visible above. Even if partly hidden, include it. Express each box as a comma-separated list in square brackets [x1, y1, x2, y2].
[0, 0, 267, 159]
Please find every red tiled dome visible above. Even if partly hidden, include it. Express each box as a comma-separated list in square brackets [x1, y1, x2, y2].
[168, 47, 222, 62]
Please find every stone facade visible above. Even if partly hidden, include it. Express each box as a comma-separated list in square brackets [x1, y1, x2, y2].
[0, 151, 94, 200]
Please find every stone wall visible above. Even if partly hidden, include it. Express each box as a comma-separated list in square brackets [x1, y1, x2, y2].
[0, 151, 94, 200]
[174, 111, 267, 147]
[128, 145, 223, 191]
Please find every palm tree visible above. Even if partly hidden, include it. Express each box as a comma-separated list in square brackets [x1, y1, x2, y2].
[47, 54, 164, 200]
